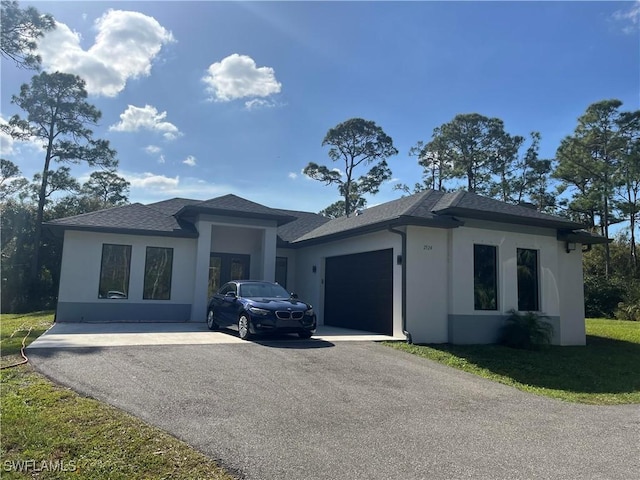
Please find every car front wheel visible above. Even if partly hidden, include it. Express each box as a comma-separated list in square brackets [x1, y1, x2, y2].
[206, 309, 218, 331]
[238, 314, 252, 340]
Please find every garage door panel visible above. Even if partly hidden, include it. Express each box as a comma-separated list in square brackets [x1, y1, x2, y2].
[324, 249, 393, 335]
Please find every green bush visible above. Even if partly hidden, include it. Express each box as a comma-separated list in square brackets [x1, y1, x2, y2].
[615, 302, 640, 321]
[498, 309, 553, 350]
[584, 275, 625, 318]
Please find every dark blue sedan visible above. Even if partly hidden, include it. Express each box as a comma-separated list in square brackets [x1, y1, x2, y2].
[206, 280, 317, 340]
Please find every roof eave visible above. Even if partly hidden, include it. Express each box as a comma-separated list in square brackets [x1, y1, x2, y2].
[436, 207, 585, 230]
[44, 223, 199, 239]
[557, 230, 611, 245]
[291, 215, 463, 247]
[176, 206, 296, 226]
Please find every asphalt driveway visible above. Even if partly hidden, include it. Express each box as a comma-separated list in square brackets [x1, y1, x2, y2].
[28, 338, 639, 479]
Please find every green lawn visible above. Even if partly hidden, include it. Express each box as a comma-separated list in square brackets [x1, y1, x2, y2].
[1, 312, 235, 480]
[385, 318, 640, 405]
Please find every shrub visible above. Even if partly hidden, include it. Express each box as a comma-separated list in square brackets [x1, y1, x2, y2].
[584, 275, 624, 318]
[615, 302, 640, 321]
[498, 309, 553, 350]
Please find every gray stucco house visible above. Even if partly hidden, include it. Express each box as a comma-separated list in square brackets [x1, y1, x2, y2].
[46, 190, 606, 345]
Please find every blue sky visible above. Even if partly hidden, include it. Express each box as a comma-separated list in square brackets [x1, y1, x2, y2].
[1, 1, 638, 213]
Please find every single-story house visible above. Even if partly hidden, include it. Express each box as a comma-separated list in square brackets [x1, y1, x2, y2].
[45, 189, 608, 345]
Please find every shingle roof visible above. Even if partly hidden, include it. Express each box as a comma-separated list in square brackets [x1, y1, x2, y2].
[292, 191, 462, 244]
[292, 189, 588, 245]
[44, 191, 594, 245]
[432, 190, 584, 229]
[146, 198, 200, 216]
[274, 209, 331, 244]
[45, 203, 198, 238]
[175, 194, 296, 226]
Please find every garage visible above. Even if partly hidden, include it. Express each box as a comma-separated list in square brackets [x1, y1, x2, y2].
[324, 249, 393, 335]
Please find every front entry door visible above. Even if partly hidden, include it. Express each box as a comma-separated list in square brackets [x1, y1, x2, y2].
[208, 253, 250, 298]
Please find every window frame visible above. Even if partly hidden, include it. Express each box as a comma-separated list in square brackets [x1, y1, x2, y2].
[143, 246, 174, 301]
[473, 244, 499, 311]
[516, 247, 540, 312]
[98, 243, 132, 300]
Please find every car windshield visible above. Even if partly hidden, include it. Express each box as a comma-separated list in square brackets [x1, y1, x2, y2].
[239, 283, 290, 298]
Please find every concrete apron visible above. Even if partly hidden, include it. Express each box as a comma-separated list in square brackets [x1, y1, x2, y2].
[27, 323, 404, 349]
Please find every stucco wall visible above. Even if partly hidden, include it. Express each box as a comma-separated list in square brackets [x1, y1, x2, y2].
[276, 248, 297, 290]
[447, 222, 575, 345]
[405, 226, 449, 343]
[57, 230, 196, 322]
[556, 243, 586, 345]
[294, 231, 403, 337]
[210, 225, 264, 278]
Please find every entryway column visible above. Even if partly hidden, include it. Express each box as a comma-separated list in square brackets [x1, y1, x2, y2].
[262, 226, 277, 282]
[191, 221, 212, 321]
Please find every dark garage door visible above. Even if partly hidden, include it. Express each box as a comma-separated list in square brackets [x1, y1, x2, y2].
[324, 249, 393, 335]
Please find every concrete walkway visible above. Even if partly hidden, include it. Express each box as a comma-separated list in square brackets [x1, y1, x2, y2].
[27, 322, 403, 348]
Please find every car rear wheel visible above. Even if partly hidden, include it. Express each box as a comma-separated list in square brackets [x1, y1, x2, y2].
[238, 314, 251, 340]
[206, 309, 218, 331]
[298, 331, 312, 339]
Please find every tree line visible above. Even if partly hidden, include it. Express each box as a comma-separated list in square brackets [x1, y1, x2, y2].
[1, 1, 129, 311]
[1, 1, 638, 319]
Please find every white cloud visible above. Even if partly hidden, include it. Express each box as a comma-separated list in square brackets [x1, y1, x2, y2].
[144, 145, 162, 154]
[203, 54, 281, 102]
[110, 105, 182, 140]
[0, 117, 16, 156]
[0, 114, 45, 156]
[158, 155, 166, 164]
[38, 9, 175, 97]
[612, 1, 640, 33]
[245, 98, 276, 110]
[288, 172, 298, 179]
[122, 172, 238, 202]
[182, 155, 197, 167]
[125, 172, 179, 190]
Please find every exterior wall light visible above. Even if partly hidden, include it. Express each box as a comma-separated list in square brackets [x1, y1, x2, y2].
[565, 242, 577, 253]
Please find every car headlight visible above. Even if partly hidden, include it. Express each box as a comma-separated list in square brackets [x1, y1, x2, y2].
[305, 308, 314, 316]
[248, 306, 270, 316]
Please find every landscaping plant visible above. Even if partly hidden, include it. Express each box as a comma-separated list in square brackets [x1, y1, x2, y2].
[498, 309, 553, 349]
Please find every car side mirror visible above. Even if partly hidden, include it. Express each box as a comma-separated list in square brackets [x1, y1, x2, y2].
[225, 292, 237, 299]
[290, 292, 298, 299]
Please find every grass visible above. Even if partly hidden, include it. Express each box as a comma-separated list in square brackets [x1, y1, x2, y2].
[1, 311, 54, 366]
[1, 312, 235, 480]
[384, 318, 640, 405]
